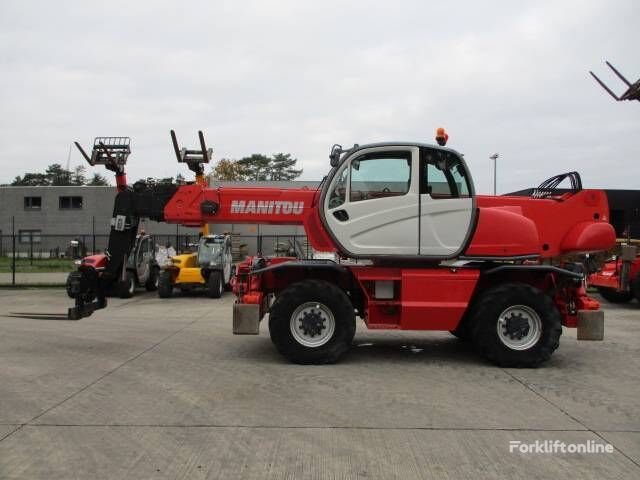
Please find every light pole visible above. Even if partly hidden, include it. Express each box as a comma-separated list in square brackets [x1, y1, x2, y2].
[489, 153, 499, 195]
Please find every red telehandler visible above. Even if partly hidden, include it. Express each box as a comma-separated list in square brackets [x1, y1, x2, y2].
[67, 129, 616, 367]
[66, 137, 159, 300]
[587, 61, 640, 304]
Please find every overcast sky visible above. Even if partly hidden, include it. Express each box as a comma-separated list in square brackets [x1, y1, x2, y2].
[0, 0, 638, 193]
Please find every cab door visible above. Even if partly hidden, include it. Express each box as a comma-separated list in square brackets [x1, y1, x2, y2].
[419, 148, 475, 257]
[324, 146, 420, 256]
[135, 235, 153, 283]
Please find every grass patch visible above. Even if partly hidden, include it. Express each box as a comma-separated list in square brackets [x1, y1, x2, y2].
[0, 257, 75, 273]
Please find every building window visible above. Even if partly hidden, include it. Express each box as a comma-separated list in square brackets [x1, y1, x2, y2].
[59, 196, 83, 210]
[24, 196, 42, 210]
[19, 230, 41, 244]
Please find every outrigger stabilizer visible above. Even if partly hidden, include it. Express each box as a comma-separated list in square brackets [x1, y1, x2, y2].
[590, 61, 640, 102]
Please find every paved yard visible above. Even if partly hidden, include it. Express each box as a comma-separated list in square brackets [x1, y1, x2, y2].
[0, 273, 67, 286]
[0, 288, 638, 479]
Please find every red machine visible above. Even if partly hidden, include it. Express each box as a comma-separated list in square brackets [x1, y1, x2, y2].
[69, 129, 616, 367]
[66, 137, 159, 300]
[589, 247, 640, 304]
[587, 61, 639, 304]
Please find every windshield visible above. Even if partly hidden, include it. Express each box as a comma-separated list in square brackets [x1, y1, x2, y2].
[198, 240, 223, 266]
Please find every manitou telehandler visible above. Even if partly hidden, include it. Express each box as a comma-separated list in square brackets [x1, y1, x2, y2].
[156, 131, 234, 299]
[587, 62, 640, 304]
[66, 137, 159, 300]
[67, 128, 616, 367]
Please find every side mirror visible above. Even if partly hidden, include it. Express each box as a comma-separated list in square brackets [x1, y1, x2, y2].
[329, 144, 342, 167]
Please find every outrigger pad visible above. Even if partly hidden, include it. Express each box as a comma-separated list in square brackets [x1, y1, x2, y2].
[233, 303, 260, 334]
[68, 297, 107, 320]
[577, 310, 604, 341]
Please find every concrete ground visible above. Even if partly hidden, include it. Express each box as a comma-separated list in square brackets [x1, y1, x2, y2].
[0, 289, 638, 479]
[0, 272, 67, 286]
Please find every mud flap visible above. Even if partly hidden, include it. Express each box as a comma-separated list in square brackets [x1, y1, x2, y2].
[577, 310, 604, 341]
[233, 303, 260, 334]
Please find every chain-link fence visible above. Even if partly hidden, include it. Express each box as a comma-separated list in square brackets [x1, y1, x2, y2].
[0, 221, 311, 286]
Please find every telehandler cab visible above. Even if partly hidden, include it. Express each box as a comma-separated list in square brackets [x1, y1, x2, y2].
[158, 233, 233, 298]
[67, 129, 616, 367]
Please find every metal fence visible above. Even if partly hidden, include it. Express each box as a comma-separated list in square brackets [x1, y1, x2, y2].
[0, 228, 311, 286]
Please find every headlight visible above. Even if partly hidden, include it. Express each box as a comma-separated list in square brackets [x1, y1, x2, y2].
[74, 260, 82, 265]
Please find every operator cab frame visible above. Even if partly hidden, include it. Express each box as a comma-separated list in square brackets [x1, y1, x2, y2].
[320, 142, 476, 259]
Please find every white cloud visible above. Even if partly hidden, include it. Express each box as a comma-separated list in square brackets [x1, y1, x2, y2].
[0, 0, 638, 193]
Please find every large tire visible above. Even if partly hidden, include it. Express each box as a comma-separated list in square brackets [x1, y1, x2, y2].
[470, 283, 562, 368]
[597, 286, 634, 304]
[633, 276, 640, 303]
[207, 271, 223, 299]
[268, 279, 356, 365]
[118, 271, 136, 299]
[450, 318, 470, 341]
[66, 271, 81, 299]
[158, 270, 173, 298]
[145, 267, 159, 292]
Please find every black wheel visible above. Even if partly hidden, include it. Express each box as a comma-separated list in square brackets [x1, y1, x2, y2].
[597, 286, 634, 304]
[450, 318, 470, 341]
[145, 267, 159, 292]
[118, 271, 136, 299]
[207, 271, 223, 299]
[65, 271, 81, 299]
[633, 276, 640, 303]
[158, 270, 173, 298]
[268, 279, 356, 364]
[470, 283, 562, 368]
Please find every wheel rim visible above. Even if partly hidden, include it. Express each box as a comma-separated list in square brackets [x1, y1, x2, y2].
[129, 277, 135, 295]
[219, 277, 223, 295]
[496, 305, 542, 351]
[290, 302, 335, 348]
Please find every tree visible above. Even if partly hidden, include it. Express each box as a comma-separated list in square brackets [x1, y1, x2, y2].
[237, 154, 271, 181]
[11, 173, 51, 186]
[87, 173, 110, 186]
[269, 153, 302, 180]
[71, 165, 87, 186]
[143, 176, 175, 185]
[45, 164, 72, 185]
[211, 158, 249, 181]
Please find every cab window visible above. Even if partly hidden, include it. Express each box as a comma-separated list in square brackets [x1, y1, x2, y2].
[328, 166, 348, 209]
[423, 149, 470, 198]
[349, 151, 411, 202]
